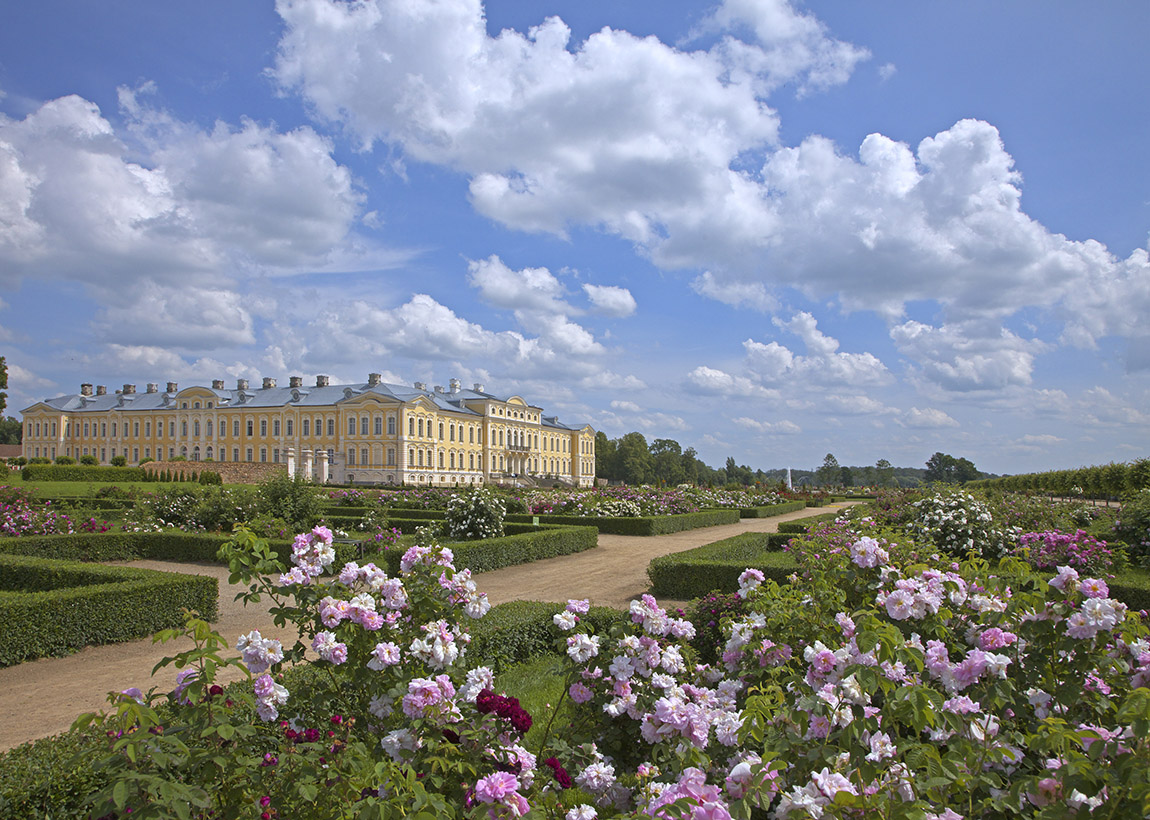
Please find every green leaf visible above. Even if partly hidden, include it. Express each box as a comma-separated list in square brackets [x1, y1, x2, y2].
[112, 779, 128, 809]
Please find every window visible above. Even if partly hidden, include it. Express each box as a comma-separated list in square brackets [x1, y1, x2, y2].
[439, 422, 444, 440]
[348, 417, 356, 435]
[418, 418, 424, 437]
[387, 448, 395, 466]
[133, 448, 139, 462]
[361, 417, 368, 436]
[205, 447, 212, 460]
[274, 448, 280, 463]
[348, 448, 356, 466]
[192, 447, 200, 462]
[233, 419, 240, 437]
[449, 424, 455, 442]
[361, 447, 368, 466]
[260, 448, 267, 463]
[207, 402, 213, 409]
[247, 419, 254, 436]
[469, 453, 475, 470]
[388, 416, 396, 435]
[206, 420, 213, 437]
[193, 402, 200, 410]
[438, 452, 444, 469]
[193, 421, 200, 437]
[418, 450, 424, 467]
[470, 427, 475, 444]
[273, 419, 280, 436]
[144, 447, 150, 459]
[169, 421, 175, 438]
[303, 418, 310, 436]
[112, 422, 118, 437]
[409, 417, 415, 436]
[246, 447, 253, 462]
[374, 416, 382, 436]
[233, 448, 239, 462]
[168, 447, 174, 459]
[101, 448, 106, 461]
[314, 417, 322, 437]
[145, 421, 151, 437]
[260, 419, 268, 436]
[286, 419, 293, 436]
[450, 452, 455, 469]
[327, 418, 334, 436]
[408, 448, 414, 466]
[51, 422, 57, 436]
[182, 421, 188, 436]
[84, 422, 90, 436]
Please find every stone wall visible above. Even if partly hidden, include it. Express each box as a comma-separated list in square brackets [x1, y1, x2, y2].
[142, 460, 287, 485]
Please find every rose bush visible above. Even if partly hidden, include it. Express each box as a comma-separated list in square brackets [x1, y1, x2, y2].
[74, 501, 1150, 819]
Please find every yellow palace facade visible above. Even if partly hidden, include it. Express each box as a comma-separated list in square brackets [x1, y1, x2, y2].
[21, 374, 597, 487]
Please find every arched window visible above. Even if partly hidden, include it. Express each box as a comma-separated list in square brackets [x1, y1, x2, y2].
[192, 446, 200, 461]
[438, 451, 444, 469]
[206, 420, 213, 437]
[348, 417, 356, 435]
[206, 446, 213, 460]
[409, 417, 415, 436]
[418, 418, 424, 437]
[408, 448, 414, 466]
[470, 426, 475, 444]
[439, 422, 444, 440]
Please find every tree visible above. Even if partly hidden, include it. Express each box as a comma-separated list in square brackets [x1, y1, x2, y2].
[649, 438, 687, 486]
[595, 431, 617, 481]
[924, 452, 957, 483]
[875, 458, 894, 488]
[616, 432, 653, 485]
[839, 466, 854, 487]
[816, 453, 840, 487]
[0, 417, 20, 445]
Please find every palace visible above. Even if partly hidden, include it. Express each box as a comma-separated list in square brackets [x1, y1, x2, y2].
[21, 374, 597, 487]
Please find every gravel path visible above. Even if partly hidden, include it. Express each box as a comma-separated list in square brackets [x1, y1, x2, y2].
[0, 503, 851, 751]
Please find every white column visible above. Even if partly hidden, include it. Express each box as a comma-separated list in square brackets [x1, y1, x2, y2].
[286, 445, 296, 478]
[317, 449, 330, 483]
[303, 448, 314, 481]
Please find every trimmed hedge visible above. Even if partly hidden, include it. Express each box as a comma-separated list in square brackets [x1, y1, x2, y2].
[0, 553, 218, 666]
[21, 465, 153, 482]
[777, 512, 839, 534]
[319, 505, 445, 521]
[373, 525, 599, 575]
[647, 532, 799, 599]
[738, 500, 807, 518]
[505, 508, 740, 536]
[468, 599, 627, 673]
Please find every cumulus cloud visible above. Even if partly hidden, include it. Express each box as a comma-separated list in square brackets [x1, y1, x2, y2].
[93, 283, 256, 349]
[583, 283, 636, 317]
[899, 407, 960, 428]
[0, 90, 369, 290]
[611, 400, 641, 412]
[690, 272, 778, 312]
[685, 365, 778, 398]
[890, 319, 1047, 391]
[468, 255, 569, 313]
[741, 312, 891, 387]
[733, 416, 801, 434]
[580, 371, 647, 391]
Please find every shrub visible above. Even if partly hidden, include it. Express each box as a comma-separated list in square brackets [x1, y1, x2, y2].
[53, 455, 76, 465]
[257, 473, 320, 532]
[21, 464, 153, 482]
[647, 532, 797, 598]
[444, 486, 506, 540]
[908, 488, 1011, 558]
[1115, 488, 1150, 566]
[110, 455, 128, 467]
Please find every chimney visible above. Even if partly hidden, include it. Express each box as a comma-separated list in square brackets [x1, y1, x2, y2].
[212, 379, 225, 390]
[96, 385, 107, 396]
[262, 377, 276, 390]
[473, 383, 485, 393]
[237, 378, 249, 390]
[289, 375, 303, 388]
[449, 378, 461, 392]
[367, 373, 382, 386]
[146, 383, 158, 394]
[414, 381, 426, 391]
[80, 383, 93, 396]
[434, 385, 445, 394]
[316, 375, 330, 387]
[122, 384, 136, 395]
[166, 382, 178, 393]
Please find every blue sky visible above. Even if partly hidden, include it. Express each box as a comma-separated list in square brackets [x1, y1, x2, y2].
[1, 0, 1147, 475]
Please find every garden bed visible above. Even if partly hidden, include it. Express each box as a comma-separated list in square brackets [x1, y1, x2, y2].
[0, 554, 218, 666]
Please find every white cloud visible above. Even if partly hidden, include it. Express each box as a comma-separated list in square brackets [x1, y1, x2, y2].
[696, 0, 871, 96]
[583, 283, 636, 317]
[891, 320, 1047, 391]
[685, 365, 778, 398]
[733, 416, 801, 434]
[94, 283, 255, 350]
[580, 372, 647, 391]
[899, 407, 960, 428]
[690, 271, 778, 312]
[468, 255, 569, 313]
[878, 62, 897, 81]
[611, 400, 641, 412]
[741, 311, 891, 387]
[0, 91, 369, 290]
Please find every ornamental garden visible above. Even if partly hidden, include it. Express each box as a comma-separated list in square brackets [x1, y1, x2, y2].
[1, 463, 1150, 819]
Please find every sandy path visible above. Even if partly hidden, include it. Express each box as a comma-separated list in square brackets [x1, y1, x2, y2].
[0, 503, 850, 751]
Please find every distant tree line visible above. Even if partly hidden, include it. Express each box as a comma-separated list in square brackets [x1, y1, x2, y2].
[593, 432, 986, 489]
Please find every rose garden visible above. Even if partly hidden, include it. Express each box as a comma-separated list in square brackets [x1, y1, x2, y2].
[1, 465, 1150, 818]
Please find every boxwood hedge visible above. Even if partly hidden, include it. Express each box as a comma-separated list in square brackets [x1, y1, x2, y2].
[467, 599, 627, 673]
[371, 525, 598, 575]
[647, 532, 799, 599]
[20, 465, 153, 482]
[0, 553, 218, 666]
[737, 500, 807, 518]
[504, 508, 739, 536]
